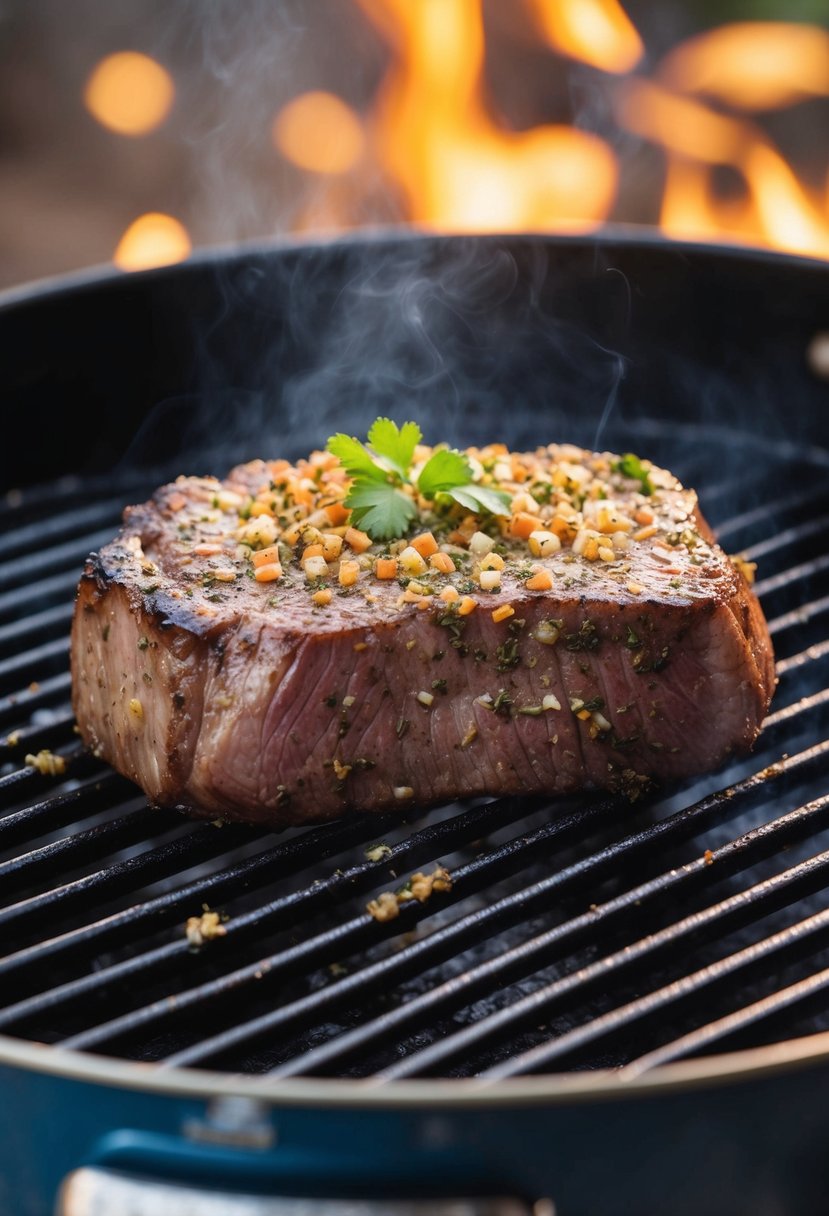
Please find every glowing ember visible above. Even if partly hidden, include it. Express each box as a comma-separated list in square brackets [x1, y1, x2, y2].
[357, 0, 617, 233]
[84, 51, 174, 137]
[114, 213, 191, 271]
[660, 22, 829, 112]
[273, 91, 365, 175]
[528, 0, 643, 74]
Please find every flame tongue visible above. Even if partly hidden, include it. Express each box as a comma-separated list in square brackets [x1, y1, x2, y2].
[357, 0, 618, 233]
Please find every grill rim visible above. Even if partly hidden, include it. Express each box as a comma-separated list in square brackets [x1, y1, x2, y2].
[3, 223, 829, 320]
[6, 1025, 829, 1106]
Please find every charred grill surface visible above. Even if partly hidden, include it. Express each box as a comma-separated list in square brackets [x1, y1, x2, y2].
[1, 441, 829, 1079]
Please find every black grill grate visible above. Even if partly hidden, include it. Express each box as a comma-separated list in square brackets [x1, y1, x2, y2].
[2, 446, 829, 1081]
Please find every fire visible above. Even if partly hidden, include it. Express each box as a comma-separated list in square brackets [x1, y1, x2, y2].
[660, 22, 829, 111]
[618, 73, 829, 258]
[352, 0, 617, 233]
[88, 6, 829, 263]
[113, 213, 191, 271]
[84, 52, 174, 137]
[527, 0, 643, 74]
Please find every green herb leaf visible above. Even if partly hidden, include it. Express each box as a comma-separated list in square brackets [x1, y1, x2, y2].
[417, 448, 472, 496]
[327, 433, 388, 483]
[367, 417, 422, 479]
[344, 482, 417, 540]
[613, 452, 654, 496]
[447, 484, 512, 516]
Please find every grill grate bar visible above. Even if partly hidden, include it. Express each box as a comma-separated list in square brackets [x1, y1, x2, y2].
[374, 793, 829, 1080]
[0, 529, 116, 593]
[482, 892, 829, 1081]
[762, 687, 829, 733]
[11, 735, 829, 1053]
[154, 742, 829, 1070]
[0, 672, 72, 731]
[714, 485, 829, 543]
[621, 965, 829, 1077]
[0, 572, 82, 621]
[0, 747, 96, 806]
[0, 708, 75, 758]
[775, 640, 829, 680]
[0, 498, 124, 562]
[754, 552, 829, 599]
[0, 792, 577, 1036]
[767, 593, 829, 638]
[742, 514, 829, 563]
[0, 637, 69, 691]
[0, 603, 75, 652]
[273, 788, 829, 1080]
[386, 817, 829, 1084]
[0, 798, 161, 901]
[0, 809, 412, 979]
[0, 766, 122, 844]
[0, 820, 262, 957]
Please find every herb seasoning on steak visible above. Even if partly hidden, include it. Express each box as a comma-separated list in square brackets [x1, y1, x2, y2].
[71, 438, 775, 826]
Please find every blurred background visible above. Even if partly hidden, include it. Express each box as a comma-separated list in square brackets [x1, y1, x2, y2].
[0, 0, 827, 291]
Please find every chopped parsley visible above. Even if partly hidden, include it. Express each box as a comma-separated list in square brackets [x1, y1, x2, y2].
[326, 418, 510, 541]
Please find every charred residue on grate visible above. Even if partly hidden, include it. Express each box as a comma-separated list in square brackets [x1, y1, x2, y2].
[1, 441, 829, 1080]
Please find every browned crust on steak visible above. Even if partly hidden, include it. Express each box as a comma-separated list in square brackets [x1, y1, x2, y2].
[71, 452, 775, 826]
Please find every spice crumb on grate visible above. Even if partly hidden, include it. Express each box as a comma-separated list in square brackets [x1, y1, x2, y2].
[185, 908, 228, 948]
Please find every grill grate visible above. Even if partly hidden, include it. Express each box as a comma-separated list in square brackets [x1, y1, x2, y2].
[2, 447, 829, 1081]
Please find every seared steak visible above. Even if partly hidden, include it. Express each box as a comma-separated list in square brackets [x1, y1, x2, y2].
[71, 443, 775, 826]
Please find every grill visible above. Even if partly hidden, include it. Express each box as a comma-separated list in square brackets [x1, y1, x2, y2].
[3, 434, 829, 1082]
[3, 233, 829, 1215]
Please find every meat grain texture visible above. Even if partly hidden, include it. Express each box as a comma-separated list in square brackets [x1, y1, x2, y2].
[72, 445, 775, 826]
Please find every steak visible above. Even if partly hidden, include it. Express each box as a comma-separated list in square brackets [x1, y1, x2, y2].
[71, 442, 775, 826]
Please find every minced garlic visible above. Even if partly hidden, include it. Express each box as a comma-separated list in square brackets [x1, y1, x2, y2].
[25, 749, 66, 776]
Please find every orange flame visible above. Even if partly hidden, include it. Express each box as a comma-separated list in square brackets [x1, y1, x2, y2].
[352, 0, 618, 233]
[114, 213, 191, 271]
[84, 52, 174, 137]
[527, 0, 643, 74]
[660, 22, 829, 111]
[618, 70, 829, 258]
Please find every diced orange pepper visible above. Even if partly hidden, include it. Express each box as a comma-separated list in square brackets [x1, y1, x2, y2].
[526, 569, 553, 591]
[509, 512, 544, 540]
[339, 559, 360, 586]
[411, 531, 439, 558]
[491, 604, 515, 623]
[324, 501, 351, 525]
[254, 562, 282, 583]
[440, 586, 459, 602]
[345, 526, 372, 554]
[458, 596, 477, 616]
[375, 557, 399, 580]
[312, 588, 332, 606]
[429, 552, 455, 573]
[302, 543, 324, 560]
[252, 545, 280, 568]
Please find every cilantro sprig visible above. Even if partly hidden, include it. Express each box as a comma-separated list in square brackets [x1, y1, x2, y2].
[326, 418, 511, 540]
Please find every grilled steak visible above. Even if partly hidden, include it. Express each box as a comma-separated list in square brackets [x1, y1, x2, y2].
[71, 442, 775, 826]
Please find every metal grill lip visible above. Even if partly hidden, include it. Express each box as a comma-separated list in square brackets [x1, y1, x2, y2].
[3, 227, 829, 319]
[4, 1028, 829, 1108]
